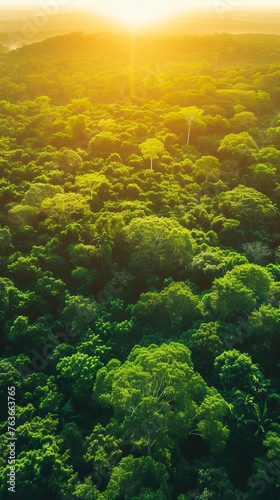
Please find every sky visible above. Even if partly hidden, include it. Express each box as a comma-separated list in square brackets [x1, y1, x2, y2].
[1, 0, 280, 29]
[0, 0, 279, 4]
[2, 0, 280, 7]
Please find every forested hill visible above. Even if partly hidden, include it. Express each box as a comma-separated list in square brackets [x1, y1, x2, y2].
[1, 33, 280, 106]
[0, 32, 280, 499]
[2, 32, 280, 83]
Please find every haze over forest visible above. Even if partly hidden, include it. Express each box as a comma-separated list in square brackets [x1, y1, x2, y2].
[1, 6, 280, 49]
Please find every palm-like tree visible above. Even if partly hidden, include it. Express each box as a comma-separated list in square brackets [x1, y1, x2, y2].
[94, 233, 113, 271]
[233, 390, 280, 437]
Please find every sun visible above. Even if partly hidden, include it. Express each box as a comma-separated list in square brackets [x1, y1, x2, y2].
[90, 0, 184, 30]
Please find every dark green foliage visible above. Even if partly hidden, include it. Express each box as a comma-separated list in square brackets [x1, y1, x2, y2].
[0, 32, 279, 499]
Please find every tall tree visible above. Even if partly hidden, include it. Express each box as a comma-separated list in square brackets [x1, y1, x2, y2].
[181, 106, 204, 146]
[139, 138, 165, 170]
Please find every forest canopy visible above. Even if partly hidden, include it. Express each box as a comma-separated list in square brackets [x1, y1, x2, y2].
[0, 32, 280, 499]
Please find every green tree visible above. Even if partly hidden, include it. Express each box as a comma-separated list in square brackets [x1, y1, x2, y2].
[23, 183, 64, 206]
[0, 358, 22, 419]
[103, 456, 172, 500]
[191, 247, 248, 288]
[181, 106, 204, 146]
[208, 274, 256, 322]
[218, 131, 258, 160]
[187, 458, 237, 499]
[8, 204, 39, 226]
[0, 415, 77, 499]
[60, 422, 85, 470]
[134, 281, 203, 336]
[41, 193, 90, 222]
[194, 155, 221, 182]
[246, 427, 280, 497]
[8, 254, 42, 287]
[0, 227, 13, 255]
[94, 233, 113, 271]
[74, 172, 110, 199]
[139, 138, 165, 170]
[229, 111, 257, 132]
[208, 264, 272, 323]
[122, 216, 194, 280]
[61, 294, 99, 339]
[73, 477, 101, 499]
[248, 162, 277, 194]
[186, 322, 224, 376]
[84, 423, 122, 489]
[89, 131, 121, 159]
[218, 185, 276, 232]
[214, 350, 264, 392]
[94, 343, 229, 459]
[248, 304, 280, 370]
[0, 277, 14, 322]
[69, 243, 98, 268]
[231, 390, 280, 439]
[22, 373, 62, 418]
[229, 263, 272, 298]
[57, 352, 102, 399]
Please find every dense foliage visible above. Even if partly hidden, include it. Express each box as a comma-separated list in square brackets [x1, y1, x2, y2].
[0, 33, 280, 499]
